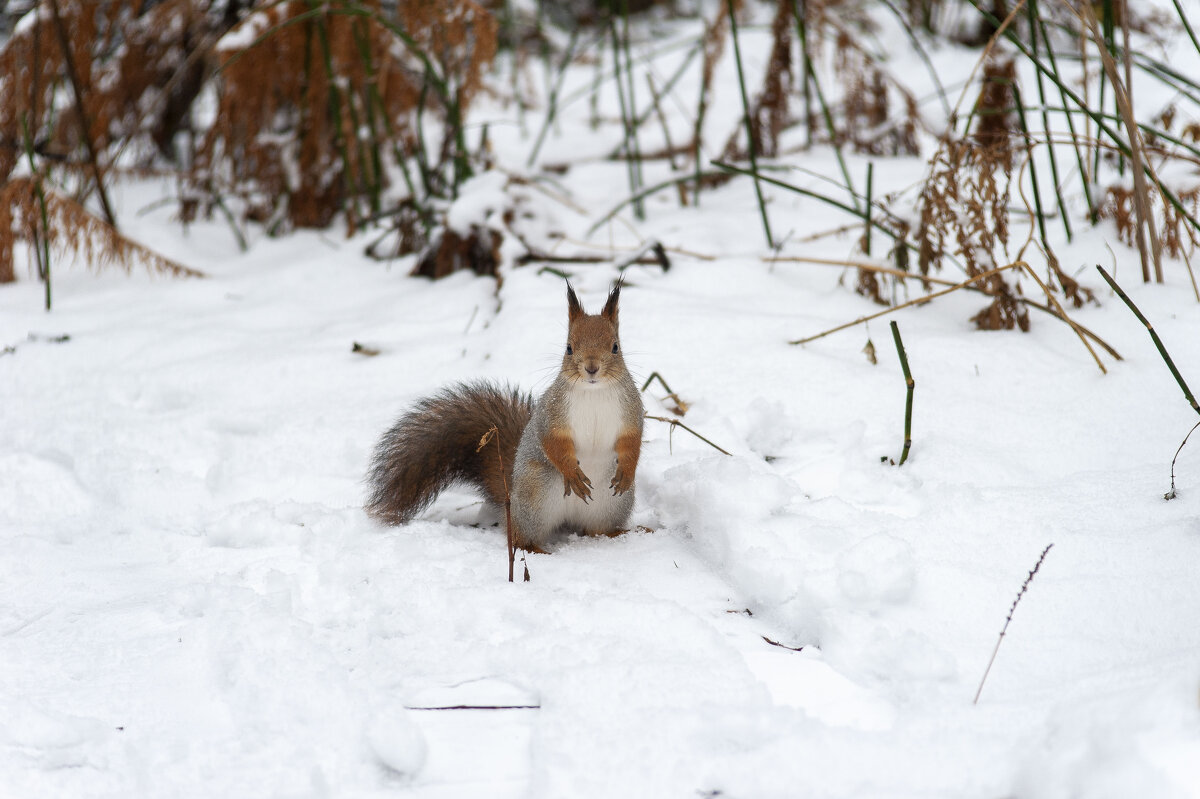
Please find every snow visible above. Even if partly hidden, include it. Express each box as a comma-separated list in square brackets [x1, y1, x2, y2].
[215, 2, 290, 53]
[5, 6, 1200, 798]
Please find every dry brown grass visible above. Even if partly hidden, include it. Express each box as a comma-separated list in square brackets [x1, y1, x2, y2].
[191, 0, 496, 232]
[0, 176, 204, 281]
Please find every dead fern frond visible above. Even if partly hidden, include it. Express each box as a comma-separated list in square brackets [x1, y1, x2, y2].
[192, 0, 497, 232]
[1047, 251, 1094, 309]
[821, 12, 921, 156]
[412, 224, 502, 280]
[0, 1, 229, 177]
[972, 56, 1016, 171]
[917, 138, 1012, 278]
[1099, 184, 1200, 262]
[855, 267, 889, 306]
[0, 176, 204, 280]
[102, 0, 236, 161]
[0, 4, 76, 182]
[910, 53, 1033, 330]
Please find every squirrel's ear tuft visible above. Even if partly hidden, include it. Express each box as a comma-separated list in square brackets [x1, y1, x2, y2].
[602, 278, 622, 323]
[566, 282, 585, 322]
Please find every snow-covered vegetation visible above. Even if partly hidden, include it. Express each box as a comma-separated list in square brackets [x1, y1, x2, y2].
[3, 0, 1200, 796]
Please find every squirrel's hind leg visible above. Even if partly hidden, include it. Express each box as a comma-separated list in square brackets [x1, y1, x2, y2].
[511, 459, 562, 552]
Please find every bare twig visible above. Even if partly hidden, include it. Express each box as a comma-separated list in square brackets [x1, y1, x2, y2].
[762, 635, 804, 652]
[644, 72, 681, 173]
[974, 543, 1054, 704]
[768, 255, 1121, 362]
[1166, 420, 1200, 501]
[1020, 298, 1122, 363]
[645, 414, 731, 456]
[790, 262, 1025, 345]
[1098, 265, 1200, 499]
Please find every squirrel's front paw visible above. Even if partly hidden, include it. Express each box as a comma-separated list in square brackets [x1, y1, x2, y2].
[563, 466, 593, 502]
[610, 463, 634, 495]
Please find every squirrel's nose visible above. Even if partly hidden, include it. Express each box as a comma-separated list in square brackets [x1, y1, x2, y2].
[585, 363, 599, 376]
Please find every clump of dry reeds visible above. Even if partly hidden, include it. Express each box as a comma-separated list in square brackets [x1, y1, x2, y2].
[191, 0, 497, 233]
[0, 0, 504, 295]
[0, 1, 236, 294]
[0, 0, 234, 182]
[910, 57, 1033, 331]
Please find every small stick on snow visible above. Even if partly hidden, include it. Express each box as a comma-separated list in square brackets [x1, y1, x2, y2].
[974, 543, 1054, 705]
[762, 635, 804, 652]
[645, 414, 731, 456]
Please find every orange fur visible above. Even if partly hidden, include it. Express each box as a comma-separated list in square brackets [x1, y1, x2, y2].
[611, 428, 640, 495]
[542, 428, 592, 501]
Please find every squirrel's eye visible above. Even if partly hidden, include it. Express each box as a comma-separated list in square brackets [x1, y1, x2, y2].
[611, 342, 619, 354]
[566, 344, 573, 355]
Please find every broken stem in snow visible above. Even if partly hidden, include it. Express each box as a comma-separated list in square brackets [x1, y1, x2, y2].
[641, 371, 689, 415]
[1096, 265, 1199, 416]
[889, 320, 914, 466]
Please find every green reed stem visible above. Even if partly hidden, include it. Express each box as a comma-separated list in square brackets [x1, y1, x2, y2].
[728, 0, 773, 247]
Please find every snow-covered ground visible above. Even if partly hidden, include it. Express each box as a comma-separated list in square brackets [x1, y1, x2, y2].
[4, 6, 1200, 798]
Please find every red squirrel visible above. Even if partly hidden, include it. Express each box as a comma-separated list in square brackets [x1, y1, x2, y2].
[366, 282, 644, 551]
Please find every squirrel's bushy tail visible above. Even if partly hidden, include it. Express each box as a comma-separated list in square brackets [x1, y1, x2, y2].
[366, 381, 534, 525]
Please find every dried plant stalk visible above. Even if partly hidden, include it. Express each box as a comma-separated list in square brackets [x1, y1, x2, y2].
[1078, 3, 1162, 282]
[477, 425, 520, 583]
[691, 0, 740, 201]
[889, 321, 914, 466]
[791, 262, 1025, 345]
[974, 543, 1054, 704]
[836, 33, 920, 157]
[1096, 265, 1198, 415]
[720, 0, 793, 161]
[645, 414, 731, 456]
[913, 55, 1032, 331]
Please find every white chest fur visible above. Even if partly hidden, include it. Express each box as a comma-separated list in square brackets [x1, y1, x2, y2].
[555, 383, 627, 531]
[565, 383, 624, 460]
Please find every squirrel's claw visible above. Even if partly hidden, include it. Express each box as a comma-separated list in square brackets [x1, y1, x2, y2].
[563, 468, 593, 502]
[610, 464, 633, 495]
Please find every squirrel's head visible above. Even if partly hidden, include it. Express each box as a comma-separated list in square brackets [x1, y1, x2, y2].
[563, 280, 624, 388]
